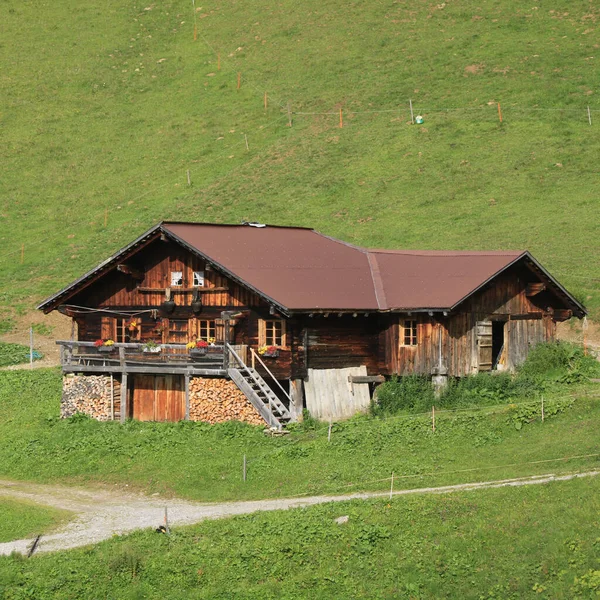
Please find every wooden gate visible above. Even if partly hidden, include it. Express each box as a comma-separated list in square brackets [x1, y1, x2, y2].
[476, 320, 493, 372]
[131, 374, 185, 421]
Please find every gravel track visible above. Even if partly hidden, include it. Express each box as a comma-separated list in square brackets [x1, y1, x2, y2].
[1, 470, 598, 556]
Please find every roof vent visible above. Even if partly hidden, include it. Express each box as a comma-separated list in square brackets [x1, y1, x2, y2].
[241, 221, 266, 228]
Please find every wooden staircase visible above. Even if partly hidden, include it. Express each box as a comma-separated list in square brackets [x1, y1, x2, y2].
[226, 345, 292, 430]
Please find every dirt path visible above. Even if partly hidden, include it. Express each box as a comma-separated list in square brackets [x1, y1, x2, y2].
[1, 470, 598, 556]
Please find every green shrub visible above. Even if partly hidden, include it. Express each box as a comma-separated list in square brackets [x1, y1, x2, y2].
[517, 341, 600, 382]
[0, 342, 43, 367]
[371, 375, 435, 415]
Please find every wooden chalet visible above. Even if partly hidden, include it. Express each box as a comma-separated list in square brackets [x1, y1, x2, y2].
[38, 222, 585, 427]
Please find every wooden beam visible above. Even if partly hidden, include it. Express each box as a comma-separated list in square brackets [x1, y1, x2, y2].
[62, 364, 227, 376]
[136, 286, 229, 293]
[120, 373, 128, 424]
[348, 375, 385, 384]
[526, 282, 546, 297]
[117, 264, 144, 281]
[184, 374, 190, 421]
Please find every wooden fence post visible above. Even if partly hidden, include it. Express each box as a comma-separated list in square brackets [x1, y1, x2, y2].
[497, 102, 503, 123]
[409, 99, 414, 124]
[389, 472, 394, 500]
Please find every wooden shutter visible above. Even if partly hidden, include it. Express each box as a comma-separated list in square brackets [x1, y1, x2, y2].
[476, 320, 493, 372]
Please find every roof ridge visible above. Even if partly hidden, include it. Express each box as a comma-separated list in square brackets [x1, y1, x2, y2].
[161, 220, 315, 231]
[366, 252, 387, 310]
[369, 248, 525, 256]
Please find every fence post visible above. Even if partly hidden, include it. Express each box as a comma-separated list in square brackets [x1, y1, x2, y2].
[164, 507, 170, 535]
[29, 326, 34, 368]
[389, 472, 394, 500]
[541, 396, 544, 422]
[328, 419, 332, 443]
[409, 99, 414, 124]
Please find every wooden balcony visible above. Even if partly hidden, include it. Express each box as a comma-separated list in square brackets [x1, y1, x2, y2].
[56, 341, 246, 377]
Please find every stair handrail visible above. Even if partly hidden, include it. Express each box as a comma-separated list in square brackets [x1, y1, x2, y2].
[249, 348, 291, 403]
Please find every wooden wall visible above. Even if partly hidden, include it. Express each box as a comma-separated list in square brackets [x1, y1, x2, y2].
[70, 237, 262, 311]
[385, 266, 557, 377]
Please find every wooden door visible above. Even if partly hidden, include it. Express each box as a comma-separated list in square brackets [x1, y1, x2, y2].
[156, 375, 184, 421]
[131, 375, 185, 421]
[132, 375, 157, 421]
[476, 320, 493, 372]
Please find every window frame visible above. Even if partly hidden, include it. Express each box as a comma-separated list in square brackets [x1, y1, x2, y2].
[259, 319, 287, 348]
[114, 317, 141, 343]
[170, 271, 183, 287]
[198, 319, 216, 342]
[192, 270, 205, 287]
[401, 319, 418, 347]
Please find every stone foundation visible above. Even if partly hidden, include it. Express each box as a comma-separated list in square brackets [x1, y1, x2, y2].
[62, 374, 119, 421]
[189, 377, 265, 426]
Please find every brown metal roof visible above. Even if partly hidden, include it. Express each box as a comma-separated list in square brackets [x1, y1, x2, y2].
[163, 223, 529, 311]
[37, 221, 585, 316]
[369, 249, 526, 310]
[163, 223, 379, 310]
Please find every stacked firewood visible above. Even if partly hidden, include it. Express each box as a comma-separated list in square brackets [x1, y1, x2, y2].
[188, 377, 265, 426]
[61, 375, 120, 421]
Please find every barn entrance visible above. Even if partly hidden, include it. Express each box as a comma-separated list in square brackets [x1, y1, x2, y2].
[130, 374, 185, 421]
[476, 319, 506, 371]
[491, 321, 506, 369]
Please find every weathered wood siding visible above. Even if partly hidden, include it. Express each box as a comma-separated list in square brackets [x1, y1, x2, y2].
[69, 237, 262, 311]
[306, 317, 380, 375]
[387, 266, 557, 377]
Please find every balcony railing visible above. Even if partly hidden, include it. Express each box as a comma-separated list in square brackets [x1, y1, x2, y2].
[56, 340, 245, 376]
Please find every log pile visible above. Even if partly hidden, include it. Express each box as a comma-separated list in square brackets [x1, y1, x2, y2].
[188, 377, 265, 426]
[62, 374, 120, 421]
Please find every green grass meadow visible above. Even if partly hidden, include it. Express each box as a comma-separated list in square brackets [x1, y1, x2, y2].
[1, 369, 598, 502]
[1, 0, 599, 322]
[0, 499, 71, 544]
[1, 476, 599, 599]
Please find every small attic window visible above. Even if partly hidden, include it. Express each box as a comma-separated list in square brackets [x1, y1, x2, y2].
[171, 271, 183, 287]
[193, 270, 205, 287]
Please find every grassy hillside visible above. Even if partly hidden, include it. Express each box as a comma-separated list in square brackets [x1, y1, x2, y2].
[1, 0, 599, 321]
[2, 476, 600, 598]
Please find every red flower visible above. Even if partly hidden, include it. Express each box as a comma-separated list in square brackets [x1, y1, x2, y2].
[94, 339, 104, 347]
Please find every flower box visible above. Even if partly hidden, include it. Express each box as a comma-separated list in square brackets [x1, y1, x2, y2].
[263, 349, 279, 358]
[190, 347, 207, 357]
[143, 346, 162, 354]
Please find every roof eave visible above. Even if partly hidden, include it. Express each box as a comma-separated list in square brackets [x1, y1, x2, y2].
[448, 251, 586, 317]
[160, 227, 291, 317]
[37, 223, 164, 313]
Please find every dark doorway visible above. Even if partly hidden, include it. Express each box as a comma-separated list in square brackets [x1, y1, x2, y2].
[491, 321, 505, 369]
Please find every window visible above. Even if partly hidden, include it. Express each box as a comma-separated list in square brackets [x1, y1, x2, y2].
[170, 271, 183, 287]
[193, 270, 205, 287]
[402, 319, 417, 346]
[198, 319, 216, 342]
[260, 319, 286, 347]
[115, 318, 140, 343]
